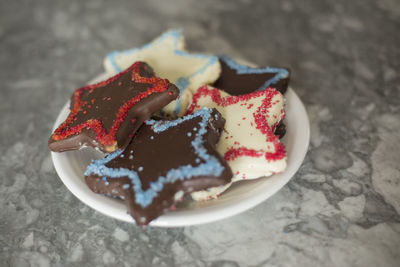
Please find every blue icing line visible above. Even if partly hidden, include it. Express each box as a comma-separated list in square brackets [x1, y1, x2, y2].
[175, 77, 190, 115]
[85, 108, 225, 208]
[218, 54, 289, 91]
[107, 51, 123, 73]
[176, 77, 189, 91]
[106, 30, 218, 115]
[145, 107, 211, 132]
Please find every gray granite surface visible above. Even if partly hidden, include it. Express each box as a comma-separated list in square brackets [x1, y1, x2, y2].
[1, 0, 400, 266]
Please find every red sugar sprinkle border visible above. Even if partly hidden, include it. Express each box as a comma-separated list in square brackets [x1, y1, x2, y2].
[51, 62, 172, 148]
[186, 85, 286, 162]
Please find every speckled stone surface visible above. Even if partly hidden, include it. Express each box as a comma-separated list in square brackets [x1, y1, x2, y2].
[1, 0, 400, 266]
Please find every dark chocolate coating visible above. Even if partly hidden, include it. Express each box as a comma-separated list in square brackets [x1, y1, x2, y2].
[214, 59, 290, 95]
[274, 121, 286, 139]
[85, 108, 232, 225]
[49, 62, 179, 153]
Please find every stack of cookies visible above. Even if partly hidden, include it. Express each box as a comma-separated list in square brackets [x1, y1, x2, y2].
[49, 30, 290, 225]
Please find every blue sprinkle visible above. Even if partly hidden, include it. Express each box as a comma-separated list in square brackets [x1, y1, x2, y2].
[146, 107, 212, 133]
[102, 177, 107, 181]
[187, 132, 192, 137]
[85, 108, 225, 208]
[104, 181, 109, 186]
[193, 127, 197, 131]
[138, 166, 144, 172]
[122, 184, 130, 189]
[120, 154, 124, 158]
[195, 158, 200, 164]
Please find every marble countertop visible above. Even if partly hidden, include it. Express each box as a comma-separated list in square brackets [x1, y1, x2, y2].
[1, 0, 400, 266]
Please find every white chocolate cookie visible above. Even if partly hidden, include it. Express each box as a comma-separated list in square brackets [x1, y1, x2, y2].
[187, 86, 287, 201]
[104, 30, 220, 116]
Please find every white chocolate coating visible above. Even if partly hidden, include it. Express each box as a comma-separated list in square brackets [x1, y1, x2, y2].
[190, 86, 287, 201]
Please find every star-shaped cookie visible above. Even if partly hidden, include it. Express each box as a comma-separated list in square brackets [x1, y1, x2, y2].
[104, 30, 221, 116]
[186, 86, 287, 201]
[84, 108, 232, 225]
[49, 62, 179, 153]
[213, 55, 290, 95]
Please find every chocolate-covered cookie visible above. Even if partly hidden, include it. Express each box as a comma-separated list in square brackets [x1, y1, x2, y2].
[49, 62, 179, 153]
[84, 108, 232, 225]
[214, 55, 290, 95]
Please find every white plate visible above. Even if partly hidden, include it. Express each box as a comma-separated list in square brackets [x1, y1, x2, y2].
[51, 72, 310, 227]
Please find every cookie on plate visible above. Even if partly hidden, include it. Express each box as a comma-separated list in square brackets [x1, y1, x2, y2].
[49, 62, 179, 153]
[186, 86, 287, 201]
[84, 108, 232, 225]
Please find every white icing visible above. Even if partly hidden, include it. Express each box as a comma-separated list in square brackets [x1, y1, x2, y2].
[190, 86, 287, 201]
